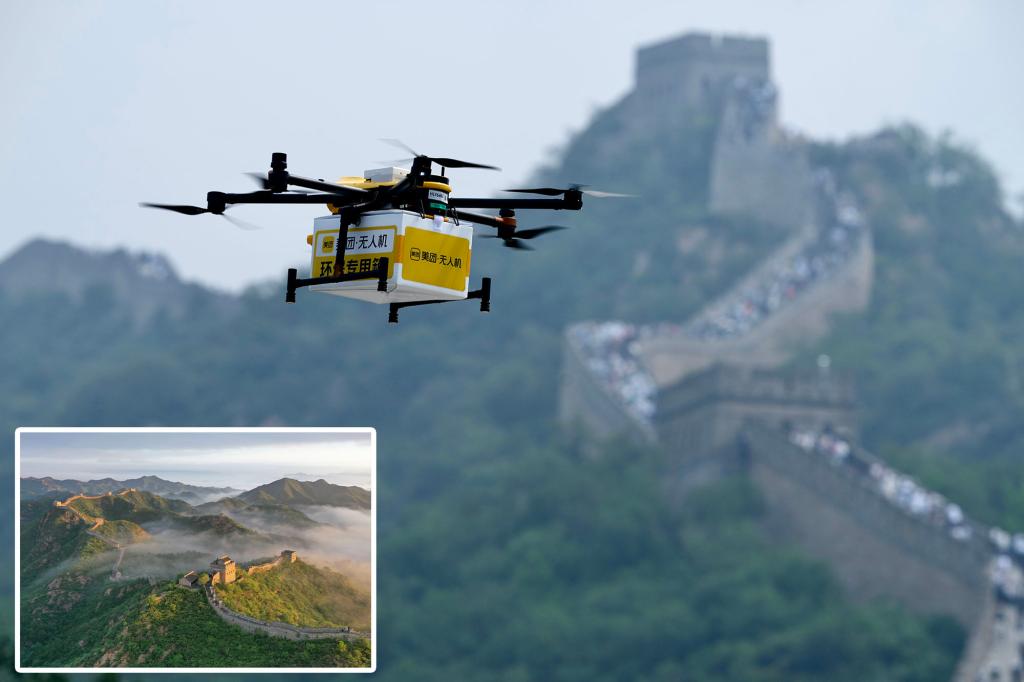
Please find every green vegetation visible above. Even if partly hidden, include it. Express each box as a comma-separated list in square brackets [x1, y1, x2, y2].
[20, 506, 113, 575]
[68, 489, 193, 523]
[804, 125, 1024, 530]
[21, 578, 370, 668]
[171, 513, 256, 537]
[379, 441, 962, 682]
[93, 519, 150, 545]
[217, 559, 369, 630]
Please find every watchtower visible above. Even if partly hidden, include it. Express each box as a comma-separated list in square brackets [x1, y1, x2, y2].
[209, 555, 237, 585]
[633, 32, 770, 119]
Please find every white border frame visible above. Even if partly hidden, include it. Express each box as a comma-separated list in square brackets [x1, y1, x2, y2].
[14, 426, 377, 674]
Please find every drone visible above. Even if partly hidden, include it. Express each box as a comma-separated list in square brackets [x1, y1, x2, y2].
[142, 142, 627, 323]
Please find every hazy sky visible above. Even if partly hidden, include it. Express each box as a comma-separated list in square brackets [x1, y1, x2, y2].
[1, 1, 1021, 291]
[17, 429, 374, 489]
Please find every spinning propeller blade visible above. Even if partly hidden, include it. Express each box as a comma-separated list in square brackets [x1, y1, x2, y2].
[139, 202, 266, 231]
[481, 236, 535, 250]
[503, 184, 636, 198]
[139, 202, 210, 216]
[480, 224, 567, 251]
[514, 225, 567, 240]
[380, 138, 500, 171]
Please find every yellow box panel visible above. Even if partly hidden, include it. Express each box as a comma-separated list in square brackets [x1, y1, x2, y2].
[400, 226, 471, 291]
[311, 226, 396, 280]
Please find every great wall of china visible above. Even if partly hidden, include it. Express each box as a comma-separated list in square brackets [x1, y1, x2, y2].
[200, 582, 367, 642]
[54, 489, 137, 579]
[54, 490, 369, 643]
[179, 551, 368, 642]
[559, 32, 1020, 682]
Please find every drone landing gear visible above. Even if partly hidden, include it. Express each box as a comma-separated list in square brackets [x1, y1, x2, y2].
[285, 257, 390, 303]
[388, 277, 491, 324]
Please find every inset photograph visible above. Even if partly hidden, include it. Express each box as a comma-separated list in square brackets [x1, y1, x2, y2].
[15, 428, 375, 673]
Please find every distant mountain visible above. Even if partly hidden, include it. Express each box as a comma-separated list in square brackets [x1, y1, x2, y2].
[171, 513, 256, 537]
[194, 498, 323, 529]
[20, 502, 112, 573]
[21, 475, 241, 503]
[0, 238, 236, 325]
[193, 497, 251, 514]
[236, 478, 370, 510]
[65, 489, 195, 523]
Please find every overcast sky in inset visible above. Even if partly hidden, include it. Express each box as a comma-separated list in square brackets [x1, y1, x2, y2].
[18, 430, 373, 490]
[1, 1, 1021, 291]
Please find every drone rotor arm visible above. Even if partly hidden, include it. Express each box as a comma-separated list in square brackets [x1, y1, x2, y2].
[215, 191, 366, 208]
[449, 197, 579, 210]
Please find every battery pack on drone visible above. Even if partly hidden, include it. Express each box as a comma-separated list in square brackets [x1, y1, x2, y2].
[308, 209, 473, 304]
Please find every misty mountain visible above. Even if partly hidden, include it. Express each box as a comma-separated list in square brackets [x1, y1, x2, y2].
[235, 478, 371, 510]
[20, 475, 241, 503]
[65, 488, 195, 522]
[0, 238, 237, 325]
[194, 498, 323, 529]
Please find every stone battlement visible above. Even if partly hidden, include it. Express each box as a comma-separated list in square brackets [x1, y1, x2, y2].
[202, 583, 365, 642]
[635, 32, 770, 106]
[244, 550, 298, 576]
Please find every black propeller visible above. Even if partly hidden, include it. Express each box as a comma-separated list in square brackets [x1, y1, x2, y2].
[139, 202, 264, 230]
[139, 202, 210, 216]
[504, 184, 635, 198]
[381, 138, 500, 171]
[481, 224, 567, 251]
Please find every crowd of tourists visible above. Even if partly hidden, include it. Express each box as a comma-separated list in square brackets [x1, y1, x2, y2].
[788, 427, 974, 542]
[569, 173, 865, 426]
[684, 186, 865, 341]
[569, 321, 657, 422]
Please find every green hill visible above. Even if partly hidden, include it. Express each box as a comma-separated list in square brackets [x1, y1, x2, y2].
[194, 496, 251, 514]
[67, 489, 193, 523]
[20, 475, 239, 502]
[93, 519, 150, 545]
[236, 478, 370, 510]
[216, 559, 370, 631]
[20, 505, 112, 575]
[20, 577, 370, 668]
[171, 513, 257, 537]
[801, 126, 1024, 529]
[237, 504, 323, 528]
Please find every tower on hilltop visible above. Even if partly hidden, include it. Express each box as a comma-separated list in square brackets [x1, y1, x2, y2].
[633, 32, 771, 117]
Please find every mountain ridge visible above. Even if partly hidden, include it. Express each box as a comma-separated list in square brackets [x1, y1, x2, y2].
[235, 478, 371, 510]
[21, 475, 241, 503]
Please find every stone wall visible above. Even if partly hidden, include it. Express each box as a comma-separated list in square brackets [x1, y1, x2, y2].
[656, 365, 858, 466]
[637, 228, 874, 389]
[202, 584, 367, 642]
[742, 424, 989, 627]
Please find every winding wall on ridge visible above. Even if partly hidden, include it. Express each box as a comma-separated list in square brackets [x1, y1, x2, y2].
[201, 583, 368, 642]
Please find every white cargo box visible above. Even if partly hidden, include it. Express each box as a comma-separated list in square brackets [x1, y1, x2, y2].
[309, 209, 473, 304]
